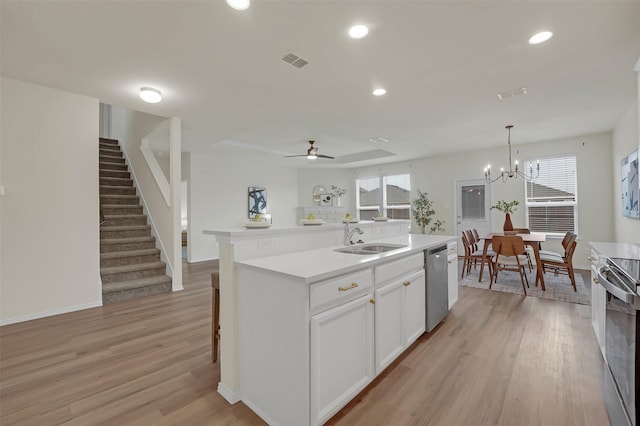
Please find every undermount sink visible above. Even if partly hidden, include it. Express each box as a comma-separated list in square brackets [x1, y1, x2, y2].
[334, 243, 408, 255]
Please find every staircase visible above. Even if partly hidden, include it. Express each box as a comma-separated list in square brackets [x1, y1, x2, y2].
[99, 137, 172, 303]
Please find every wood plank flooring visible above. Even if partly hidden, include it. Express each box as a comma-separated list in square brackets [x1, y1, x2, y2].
[0, 261, 610, 425]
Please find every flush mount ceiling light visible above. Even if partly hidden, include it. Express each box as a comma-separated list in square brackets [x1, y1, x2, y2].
[348, 24, 369, 39]
[484, 125, 540, 183]
[139, 87, 162, 103]
[372, 88, 386, 96]
[528, 31, 553, 45]
[226, 0, 250, 10]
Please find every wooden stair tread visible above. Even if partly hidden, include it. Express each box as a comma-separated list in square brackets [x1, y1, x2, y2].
[101, 261, 165, 275]
[102, 275, 172, 293]
[103, 214, 146, 219]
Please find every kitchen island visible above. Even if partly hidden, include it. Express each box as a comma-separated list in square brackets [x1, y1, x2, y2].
[235, 233, 456, 426]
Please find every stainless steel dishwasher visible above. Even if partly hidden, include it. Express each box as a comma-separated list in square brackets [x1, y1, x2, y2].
[425, 244, 449, 332]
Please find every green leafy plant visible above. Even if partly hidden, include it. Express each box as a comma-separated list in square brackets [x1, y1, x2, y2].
[490, 200, 519, 214]
[412, 190, 446, 234]
[330, 185, 346, 197]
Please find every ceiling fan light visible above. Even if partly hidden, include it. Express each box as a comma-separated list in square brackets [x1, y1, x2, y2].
[140, 87, 162, 103]
[528, 31, 553, 45]
[226, 0, 250, 10]
[307, 154, 317, 160]
[372, 88, 386, 96]
[348, 25, 369, 39]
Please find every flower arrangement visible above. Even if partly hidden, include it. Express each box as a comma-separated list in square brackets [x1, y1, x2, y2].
[490, 200, 519, 214]
[330, 185, 347, 197]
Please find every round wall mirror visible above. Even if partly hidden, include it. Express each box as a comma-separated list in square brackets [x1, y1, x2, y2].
[312, 185, 327, 203]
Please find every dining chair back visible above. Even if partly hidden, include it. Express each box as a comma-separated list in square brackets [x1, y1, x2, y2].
[461, 231, 492, 278]
[541, 235, 578, 291]
[490, 235, 530, 294]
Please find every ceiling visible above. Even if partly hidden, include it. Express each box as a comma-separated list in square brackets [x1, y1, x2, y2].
[2, 1, 640, 167]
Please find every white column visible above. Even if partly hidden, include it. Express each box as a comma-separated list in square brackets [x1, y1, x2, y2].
[170, 117, 183, 291]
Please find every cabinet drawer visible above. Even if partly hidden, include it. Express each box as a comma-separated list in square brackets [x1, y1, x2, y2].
[310, 269, 373, 313]
[375, 253, 424, 286]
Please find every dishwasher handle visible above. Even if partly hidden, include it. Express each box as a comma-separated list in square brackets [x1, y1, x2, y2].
[427, 245, 448, 256]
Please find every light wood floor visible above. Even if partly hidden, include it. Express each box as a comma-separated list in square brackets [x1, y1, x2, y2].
[0, 260, 609, 425]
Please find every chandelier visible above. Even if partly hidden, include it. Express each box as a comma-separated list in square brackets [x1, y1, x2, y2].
[484, 125, 539, 183]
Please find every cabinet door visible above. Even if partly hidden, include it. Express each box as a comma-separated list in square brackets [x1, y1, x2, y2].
[403, 269, 426, 346]
[447, 254, 458, 309]
[374, 281, 405, 374]
[310, 294, 374, 425]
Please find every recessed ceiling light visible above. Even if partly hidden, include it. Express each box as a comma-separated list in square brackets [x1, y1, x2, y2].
[226, 0, 250, 11]
[528, 31, 553, 45]
[349, 24, 369, 39]
[372, 88, 386, 96]
[139, 87, 162, 103]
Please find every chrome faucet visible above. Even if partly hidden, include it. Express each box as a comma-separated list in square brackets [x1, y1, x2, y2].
[344, 222, 364, 246]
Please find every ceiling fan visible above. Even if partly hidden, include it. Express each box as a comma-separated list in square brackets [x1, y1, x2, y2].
[285, 140, 335, 159]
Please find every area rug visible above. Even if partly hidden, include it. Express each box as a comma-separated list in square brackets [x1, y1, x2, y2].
[459, 266, 590, 305]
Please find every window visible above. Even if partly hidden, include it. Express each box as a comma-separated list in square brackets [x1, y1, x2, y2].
[357, 174, 411, 219]
[525, 155, 577, 236]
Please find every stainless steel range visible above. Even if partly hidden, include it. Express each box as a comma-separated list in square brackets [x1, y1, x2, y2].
[598, 257, 640, 426]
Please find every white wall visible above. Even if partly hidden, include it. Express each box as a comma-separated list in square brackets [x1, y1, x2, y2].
[351, 131, 615, 269]
[188, 152, 299, 261]
[612, 100, 640, 243]
[110, 106, 175, 272]
[0, 77, 101, 324]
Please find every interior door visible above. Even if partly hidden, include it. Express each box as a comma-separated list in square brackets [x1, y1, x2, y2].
[455, 179, 491, 255]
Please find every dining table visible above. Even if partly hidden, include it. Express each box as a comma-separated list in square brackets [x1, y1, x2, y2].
[478, 232, 547, 290]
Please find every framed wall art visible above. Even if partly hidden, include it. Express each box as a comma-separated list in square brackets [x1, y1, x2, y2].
[621, 148, 639, 219]
[248, 187, 267, 219]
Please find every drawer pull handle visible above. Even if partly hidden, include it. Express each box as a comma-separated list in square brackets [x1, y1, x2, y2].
[403, 281, 411, 287]
[448, 260, 453, 264]
[593, 277, 600, 284]
[338, 283, 358, 292]
[370, 299, 376, 304]
[588, 255, 597, 261]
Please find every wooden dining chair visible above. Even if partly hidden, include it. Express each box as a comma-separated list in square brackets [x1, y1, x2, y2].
[512, 228, 534, 271]
[540, 237, 578, 291]
[461, 231, 493, 278]
[490, 235, 530, 295]
[539, 231, 574, 259]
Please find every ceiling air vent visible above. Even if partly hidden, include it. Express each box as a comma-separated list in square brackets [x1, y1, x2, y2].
[497, 87, 527, 100]
[281, 52, 309, 69]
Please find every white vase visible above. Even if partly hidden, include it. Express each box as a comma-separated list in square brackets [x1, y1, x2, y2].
[335, 197, 341, 206]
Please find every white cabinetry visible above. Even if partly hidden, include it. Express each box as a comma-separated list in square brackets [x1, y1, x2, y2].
[589, 247, 606, 358]
[447, 242, 458, 309]
[237, 249, 433, 426]
[374, 269, 425, 374]
[311, 294, 374, 425]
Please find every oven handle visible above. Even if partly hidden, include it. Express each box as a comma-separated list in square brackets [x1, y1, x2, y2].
[598, 265, 639, 307]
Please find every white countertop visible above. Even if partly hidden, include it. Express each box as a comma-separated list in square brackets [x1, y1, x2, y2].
[235, 234, 456, 283]
[589, 242, 640, 260]
[204, 219, 409, 240]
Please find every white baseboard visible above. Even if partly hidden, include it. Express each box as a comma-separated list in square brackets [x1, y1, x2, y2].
[0, 301, 103, 326]
[217, 382, 242, 404]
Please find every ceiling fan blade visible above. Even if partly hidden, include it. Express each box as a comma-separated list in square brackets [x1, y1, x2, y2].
[285, 140, 335, 159]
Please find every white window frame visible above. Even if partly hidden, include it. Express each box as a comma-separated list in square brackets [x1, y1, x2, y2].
[524, 154, 578, 238]
[356, 173, 411, 220]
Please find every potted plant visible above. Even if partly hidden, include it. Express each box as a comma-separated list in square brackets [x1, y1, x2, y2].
[490, 200, 519, 233]
[412, 190, 446, 234]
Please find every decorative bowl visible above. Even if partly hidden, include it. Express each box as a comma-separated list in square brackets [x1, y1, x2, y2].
[301, 219, 324, 226]
[245, 222, 272, 229]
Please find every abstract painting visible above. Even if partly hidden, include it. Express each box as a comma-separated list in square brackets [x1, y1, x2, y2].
[248, 187, 267, 219]
[621, 149, 639, 219]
